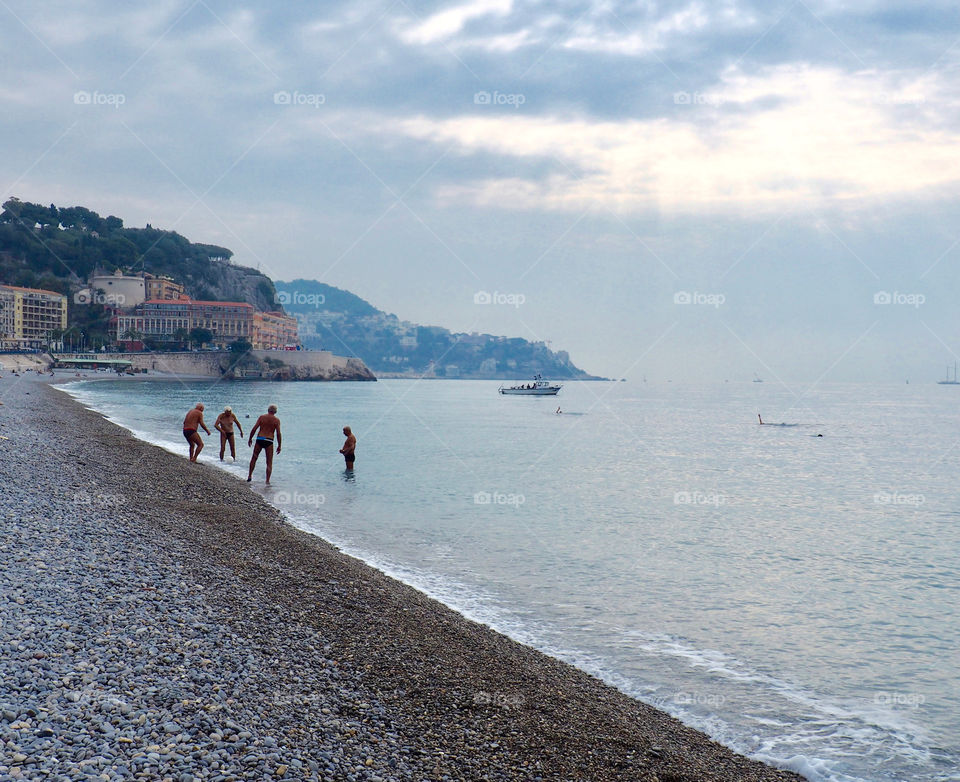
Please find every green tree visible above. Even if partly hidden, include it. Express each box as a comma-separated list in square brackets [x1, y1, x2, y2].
[189, 327, 213, 347]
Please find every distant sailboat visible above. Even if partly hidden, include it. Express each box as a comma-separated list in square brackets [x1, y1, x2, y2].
[938, 363, 960, 385]
[753, 374, 763, 383]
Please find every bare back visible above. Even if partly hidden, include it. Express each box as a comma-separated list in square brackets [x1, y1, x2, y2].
[183, 408, 204, 430]
[254, 413, 280, 440]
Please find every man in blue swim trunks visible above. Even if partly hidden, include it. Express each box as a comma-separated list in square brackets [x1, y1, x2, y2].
[247, 404, 281, 484]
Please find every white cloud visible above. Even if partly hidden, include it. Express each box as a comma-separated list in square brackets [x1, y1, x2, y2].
[384, 65, 959, 213]
[564, 2, 712, 56]
[398, 0, 514, 46]
[392, 0, 756, 56]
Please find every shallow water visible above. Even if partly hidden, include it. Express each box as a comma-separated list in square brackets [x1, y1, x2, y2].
[63, 376, 960, 782]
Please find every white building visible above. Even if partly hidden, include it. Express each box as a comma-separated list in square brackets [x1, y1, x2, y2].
[86, 271, 145, 309]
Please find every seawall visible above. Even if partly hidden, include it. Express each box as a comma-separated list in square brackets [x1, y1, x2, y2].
[125, 350, 375, 381]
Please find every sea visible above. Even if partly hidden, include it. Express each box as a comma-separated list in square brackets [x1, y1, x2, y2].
[61, 376, 960, 782]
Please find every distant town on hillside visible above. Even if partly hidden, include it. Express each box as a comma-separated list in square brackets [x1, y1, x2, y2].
[0, 199, 598, 378]
[275, 279, 599, 379]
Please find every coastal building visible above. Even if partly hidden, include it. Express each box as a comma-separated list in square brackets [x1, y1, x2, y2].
[0, 283, 68, 349]
[253, 311, 300, 350]
[116, 297, 255, 347]
[143, 274, 184, 301]
[88, 271, 146, 308]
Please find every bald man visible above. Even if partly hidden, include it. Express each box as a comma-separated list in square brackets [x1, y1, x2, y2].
[182, 403, 211, 462]
[247, 404, 281, 484]
[340, 425, 356, 470]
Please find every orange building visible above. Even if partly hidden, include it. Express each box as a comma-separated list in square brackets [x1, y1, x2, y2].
[253, 310, 300, 350]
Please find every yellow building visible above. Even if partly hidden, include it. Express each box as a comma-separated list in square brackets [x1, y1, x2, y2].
[143, 274, 185, 301]
[0, 284, 68, 349]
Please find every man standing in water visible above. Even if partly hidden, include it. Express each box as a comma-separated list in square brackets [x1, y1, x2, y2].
[340, 425, 356, 470]
[182, 403, 211, 462]
[247, 404, 281, 484]
[214, 406, 244, 461]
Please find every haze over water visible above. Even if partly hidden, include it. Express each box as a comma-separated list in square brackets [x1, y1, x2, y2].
[65, 377, 960, 782]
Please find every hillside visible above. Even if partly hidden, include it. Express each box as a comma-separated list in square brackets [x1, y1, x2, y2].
[0, 199, 597, 377]
[0, 198, 278, 347]
[276, 279, 599, 379]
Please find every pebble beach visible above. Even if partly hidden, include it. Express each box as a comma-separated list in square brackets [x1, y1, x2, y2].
[0, 373, 806, 782]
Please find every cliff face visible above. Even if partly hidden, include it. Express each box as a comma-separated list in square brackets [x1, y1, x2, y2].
[188, 261, 277, 311]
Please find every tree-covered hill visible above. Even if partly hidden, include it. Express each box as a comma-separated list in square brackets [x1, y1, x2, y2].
[0, 199, 598, 377]
[0, 198, 279, 348]
[0, 198, 277, 307]
[276, 278, 600, 379]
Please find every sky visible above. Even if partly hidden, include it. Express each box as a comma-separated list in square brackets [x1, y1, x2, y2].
[2, 0, 960, 382]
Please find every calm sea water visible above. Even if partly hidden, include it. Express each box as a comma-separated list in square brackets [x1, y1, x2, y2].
[62, 377, 960, 782]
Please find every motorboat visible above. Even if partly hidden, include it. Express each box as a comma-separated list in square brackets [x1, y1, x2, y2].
[499, 374, 562, 395]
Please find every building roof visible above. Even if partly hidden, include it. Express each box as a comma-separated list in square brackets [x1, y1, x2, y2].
[140, 298, 253, 308]
[0, 283, 66, 298]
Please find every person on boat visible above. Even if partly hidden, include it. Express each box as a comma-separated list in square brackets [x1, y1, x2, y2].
[182, 403, 211, 462]
[247, 404, 281, 484]
[214, 406, 244, 461]
[340, 425, 356, 470]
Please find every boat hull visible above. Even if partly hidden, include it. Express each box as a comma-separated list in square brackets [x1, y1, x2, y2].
[499, 387, 561, 395]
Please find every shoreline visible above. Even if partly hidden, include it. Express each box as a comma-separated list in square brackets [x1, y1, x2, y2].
[0, 376, 806, 781]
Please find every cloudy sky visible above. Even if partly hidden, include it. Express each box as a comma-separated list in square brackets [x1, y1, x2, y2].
[3, 0, 959, 381]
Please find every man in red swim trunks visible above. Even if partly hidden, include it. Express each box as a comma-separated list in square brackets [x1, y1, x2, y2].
[182, 403, 211, 462]
[247, 404, 282, 484]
